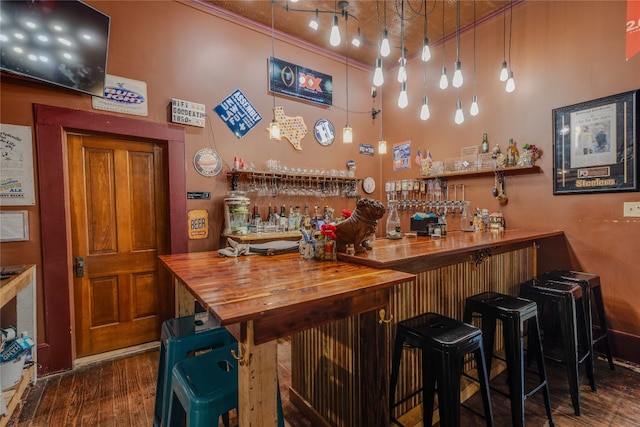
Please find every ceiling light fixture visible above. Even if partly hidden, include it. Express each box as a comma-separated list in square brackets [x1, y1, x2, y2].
[452, 0, 463, 88]
[421, 0, 431, 62]
[373, 57, 384, 86]
[505, 0, 516, 92]
[470, 0, 479, 116]
[378, 88, 387, 154]
[309, 9, 319, 30]
[343, 11, 352, 143]
[380, 0, 390, 57]
[439, 0, 448, 89]
[352, 27, 361, 47]
[499, 4, 508, 81]
[330, 13, 341, 46]
[398, 81, 408, 109]
[454, 100, 464, 124]
[420, 96, 430, 121]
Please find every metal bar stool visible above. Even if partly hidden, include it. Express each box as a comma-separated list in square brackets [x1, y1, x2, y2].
[167, 341, 285, 427]
[520, 279, 595, 416]
[153, 314, 235, 427]
[542, 269, 614, 370]
[463, 292, 555, 427]
[389, 312, 494, 427]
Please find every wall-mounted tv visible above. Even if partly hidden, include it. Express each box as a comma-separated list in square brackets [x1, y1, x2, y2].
[0, 0, 110, 97]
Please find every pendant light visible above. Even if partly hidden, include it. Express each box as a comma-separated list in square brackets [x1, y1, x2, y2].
[454, 100, 464, 124]
[469, 1, 479, 116]
[380, 0, 390, 57]
[396, 0, 406, 84]
[378, 88, 387, 154]
[343, 13, 352, 143]
[330, 14, 341, 47]
[452, 0, 463, 88]
[499, 5, 508, 81]
[421, 0, 431, 62]
[439, 0, 448, 89]
[398, 81, 408, 109]
[373, 57, 384, 86]
[269, 0, 280, 140]
[505, 0, 516, 92]
[309, 9, 319, 30]
[420, 96, 430, 121]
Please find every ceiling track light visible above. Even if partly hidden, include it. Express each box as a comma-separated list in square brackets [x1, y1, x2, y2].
[330, 14, 341, 46]
[373, 57, 384, 86]
[439, 0, 448, 90]
[269, 0, 280, 140]
[470, 0, 479, 117]
[378, 87, 386, 154]
[309, 9, 319, 30]
[420, 96, 430, 121]
[398, 81, 408, 109]
[505, 0, 516, 92]
[452, 0, 463, 88]
[343, 12, 352, 143]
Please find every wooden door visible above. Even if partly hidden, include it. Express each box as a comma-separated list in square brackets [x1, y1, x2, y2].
[68, 134, 168, 357]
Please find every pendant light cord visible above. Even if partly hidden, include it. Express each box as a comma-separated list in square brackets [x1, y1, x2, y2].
[441, 0, 445, 68]
[508, 0, 513, 70]
[271, 0, 276, 111]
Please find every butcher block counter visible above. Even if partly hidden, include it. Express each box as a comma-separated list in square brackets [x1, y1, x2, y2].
[158, 251, 415, 427]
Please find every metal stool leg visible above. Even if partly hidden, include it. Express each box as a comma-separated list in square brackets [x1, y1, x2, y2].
[474, 342, 495, 427]
[529, 314, 555, 427]
[592, 285, 615, 370]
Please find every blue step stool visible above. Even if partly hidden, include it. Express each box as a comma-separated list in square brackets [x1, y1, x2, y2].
[153, 314, 235, 427]
[167, 342, 285, 427]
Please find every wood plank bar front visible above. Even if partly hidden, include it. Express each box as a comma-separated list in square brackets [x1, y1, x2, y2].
[159, 252, 415, 427]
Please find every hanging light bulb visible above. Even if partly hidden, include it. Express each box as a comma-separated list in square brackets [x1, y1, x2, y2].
[398, 81, 408, 109]
[378, 139, 387, 154]
[380, 29, 390, 57]
[397, 57, 407, 83]
[439, 67, 448, 89]
[269, 119, 280, 140]
[470, 95, 479, 116]
[309, 9, 319, 30]
[373, 58, 384, 86]
[352, 27, 361, 47]
[454, 100, 464, 124]
[452, 60, 463, 88]
[343, 125, 353, 143]
[420, 96, 430, 121]
[500, 61, 509, 81]
[330, 15, 341, 47]
[506, 70, 515, 92]
[421, 37, 431, 62]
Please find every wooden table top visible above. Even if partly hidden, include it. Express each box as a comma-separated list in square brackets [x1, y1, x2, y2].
[159, 252, 415, 326]
[338, 229, 564, 270]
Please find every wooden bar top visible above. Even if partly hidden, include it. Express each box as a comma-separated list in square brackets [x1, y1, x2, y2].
[159, 252, 414, 332]
[338, 229, 564, 271]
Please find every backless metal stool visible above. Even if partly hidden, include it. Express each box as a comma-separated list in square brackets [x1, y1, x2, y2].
[389, 312, 494, 427]
[154, 314, 235, 427]
[463, 292, 555, 427]
[520, 279, 595, 416]
[542, 269, 614, 370]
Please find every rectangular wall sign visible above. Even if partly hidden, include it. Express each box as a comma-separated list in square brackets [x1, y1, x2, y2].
[92, 74, 148, 116]
[172, 98, 206, 127]
[0, 124, 35, 206]
[268, 57, 332, 106]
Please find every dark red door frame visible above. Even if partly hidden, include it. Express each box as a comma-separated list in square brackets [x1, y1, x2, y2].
[34, 104, 187, 374]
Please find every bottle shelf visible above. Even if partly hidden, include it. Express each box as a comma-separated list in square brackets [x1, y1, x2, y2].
[418, 165, 541, 180]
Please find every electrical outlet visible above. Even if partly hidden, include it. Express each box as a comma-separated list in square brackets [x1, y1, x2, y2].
[623, 202, 640, 217]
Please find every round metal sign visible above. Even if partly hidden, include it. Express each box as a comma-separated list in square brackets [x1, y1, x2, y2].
[193, 148, 222, 177]
[314, 119, 335, 146]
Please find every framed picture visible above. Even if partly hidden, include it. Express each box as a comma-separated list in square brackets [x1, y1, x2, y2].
[552, 90, 638, 194]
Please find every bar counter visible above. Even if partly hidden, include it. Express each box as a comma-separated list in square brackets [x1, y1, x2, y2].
[290, 229, 564, 426]
[160, 228, 564, 427]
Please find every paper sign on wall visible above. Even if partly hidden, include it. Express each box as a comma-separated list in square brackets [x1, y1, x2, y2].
[0, 124, 35, 206]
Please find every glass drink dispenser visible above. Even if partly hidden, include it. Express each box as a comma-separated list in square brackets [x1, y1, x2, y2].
[223, 193, 250, 235]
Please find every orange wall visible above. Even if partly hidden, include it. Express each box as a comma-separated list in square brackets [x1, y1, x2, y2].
[1, 1, 639, 363]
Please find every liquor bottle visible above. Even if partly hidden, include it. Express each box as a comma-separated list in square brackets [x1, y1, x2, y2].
[279, 205, 287, 231]
[302, 204, 311, 228]
[506, 138, 519, 167]
[481, 133, 489, 153]
[288, 205, 296, 232]
[266, 203, 274, 224]
[250, 204, 261, 233]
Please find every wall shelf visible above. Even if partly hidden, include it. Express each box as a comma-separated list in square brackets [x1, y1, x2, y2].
[418, 165, 541, 180]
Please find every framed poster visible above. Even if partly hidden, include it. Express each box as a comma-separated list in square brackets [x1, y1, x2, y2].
[552, 90, 638, 194]
[0, 124, 35, 205]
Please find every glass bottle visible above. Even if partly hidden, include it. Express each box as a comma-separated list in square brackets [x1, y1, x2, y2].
[386, 200, 401, 238]
[460, 201, 474, 231]
[481, 133, 489, 153]
[506, 138, 519, 167]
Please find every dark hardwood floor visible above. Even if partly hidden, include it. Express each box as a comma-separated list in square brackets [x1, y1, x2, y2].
[7, 339, 640, 426]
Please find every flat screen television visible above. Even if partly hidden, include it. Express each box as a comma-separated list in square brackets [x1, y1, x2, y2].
[0, 0, 110, 97]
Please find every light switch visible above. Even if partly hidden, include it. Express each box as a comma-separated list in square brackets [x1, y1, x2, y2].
[623, 202, 640, 217]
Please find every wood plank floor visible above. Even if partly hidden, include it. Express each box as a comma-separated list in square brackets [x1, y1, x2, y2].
[6, 339, 640, 426]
